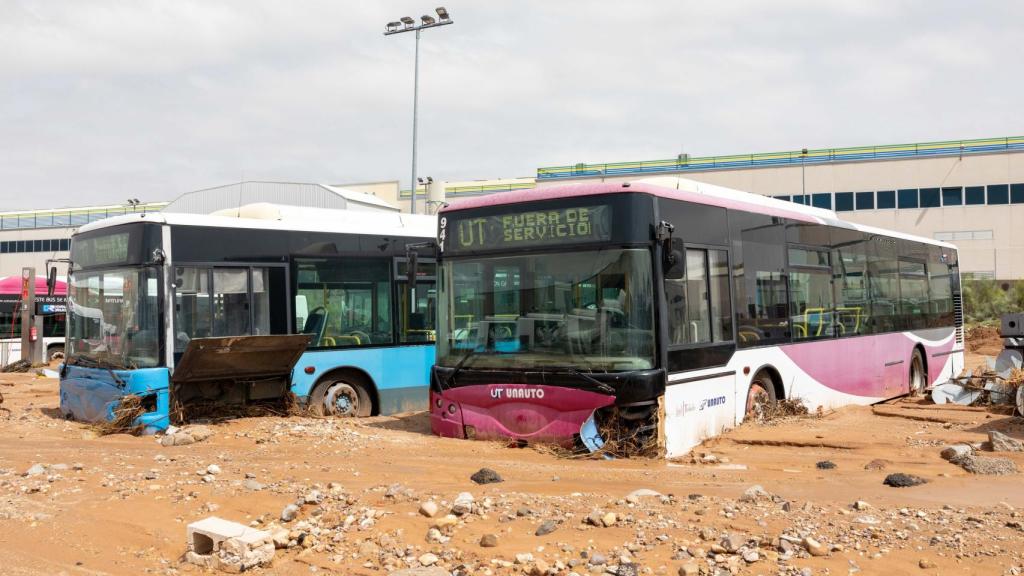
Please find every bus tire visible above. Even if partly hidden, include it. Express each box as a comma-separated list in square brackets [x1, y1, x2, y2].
[909, 348, 927, 397]
[47, 346, 65, 362]
[744, 372, 777, 422]
[311, 379, 372, 418]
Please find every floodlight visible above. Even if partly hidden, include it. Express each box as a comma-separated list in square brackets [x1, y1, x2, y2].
[436, 7, 449, 20]
[426, 176, 433, 184]
[386, 21, 401, 32]
[417, 177, 425, 184]
[400, 16, 415, 26]
[421, 15, 435, 25]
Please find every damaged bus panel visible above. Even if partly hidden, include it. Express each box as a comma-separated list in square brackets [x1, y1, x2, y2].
[430, 178, 964, 457]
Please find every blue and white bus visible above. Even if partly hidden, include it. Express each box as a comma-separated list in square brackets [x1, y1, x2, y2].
[58, 203, 437, 432]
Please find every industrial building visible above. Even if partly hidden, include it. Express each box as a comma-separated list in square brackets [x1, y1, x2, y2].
[2, 135, 1023, 281]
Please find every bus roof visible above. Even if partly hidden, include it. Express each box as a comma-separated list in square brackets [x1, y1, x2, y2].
[76, 203, 437, 239]
[440, 177, 955, 250]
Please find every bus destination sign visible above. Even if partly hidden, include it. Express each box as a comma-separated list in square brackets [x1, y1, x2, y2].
[441, 205, 611, 253]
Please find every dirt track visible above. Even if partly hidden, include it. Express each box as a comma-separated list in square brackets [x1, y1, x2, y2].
[2, 359, 1024, 575]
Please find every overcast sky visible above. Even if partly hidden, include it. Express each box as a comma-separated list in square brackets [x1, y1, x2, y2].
[2, 1, 1022, 210]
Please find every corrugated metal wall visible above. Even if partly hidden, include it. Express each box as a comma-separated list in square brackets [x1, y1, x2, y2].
[163, 182, 353, 214]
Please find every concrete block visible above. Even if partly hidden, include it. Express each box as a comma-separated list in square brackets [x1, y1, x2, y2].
[186, 516, 274, 571]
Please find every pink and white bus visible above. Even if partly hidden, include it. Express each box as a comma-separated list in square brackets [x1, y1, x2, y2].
[429, 177, 963, 457]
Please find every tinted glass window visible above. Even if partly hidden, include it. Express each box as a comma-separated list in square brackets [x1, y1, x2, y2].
[867, 236, 900, 333]
[835, 192, 853, 212]
[877, 190, 895, 209]
[731, 213, 788, 347]
[965, 186, 985, 205]
[898, 189, 919, 209]
[397, 257, 436, 343]
[60, 239, 70, 251]
[941, 187, 962, 206]
[33, 240, 42, 252]
[788, 248, 833, 341]
[919, 188, 940, 208]
[775, 195, 791, 202]
[928, 246, 954, 327]
[831, 229, 868, 337]
[988, 184, 1009, 204]
[295, 258, 394, 348]
[174, 267, 212, 353]
[1012, 183, 1024, 204]
[812, 193, 832, 209]
[899, 258, 929, 330]
[855, 191, 874, 210]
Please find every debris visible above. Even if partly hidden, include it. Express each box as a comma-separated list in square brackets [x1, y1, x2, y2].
[940, 444, 973, 461]
[988, 430, 1024, 452]
[853, 500, 871, 511]
[955, 454, 1019, 475]
[480, 533, 498, 547]
[418, 501, 439, 518]
[281, 504, 299, 522]
[864, 459, 890, 471]
[802, 536, 827, 556]
[919, 558, 937, 569]
[23, 463, 46, 477]
[91, 394, 146, 436]
[470, 467, 503, 484]
[816, 460, 837, 470]
[883, 473, 928, 487]
[185, 516, 274, 572]
[452, 492, 474, 515]
[389, 568, 450, 576]
[1, 359, 32, 373]
[739, 484, 773, 503]
[625, 488, 662, 502]
[535, 519, 558, 536]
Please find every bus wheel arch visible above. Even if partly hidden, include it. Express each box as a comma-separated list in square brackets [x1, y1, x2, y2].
[745, 365, 782, 421]
[909, 345, 927, 396]
[47, 345, 65, 362]
[310, 367, 378, 417]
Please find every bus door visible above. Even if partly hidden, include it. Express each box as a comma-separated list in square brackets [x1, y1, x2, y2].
[395, 257, 437, 343]
[172, 265, 287, 363]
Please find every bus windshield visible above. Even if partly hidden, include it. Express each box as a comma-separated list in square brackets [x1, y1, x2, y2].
[438, 248, 655, 371]
[67, 267, 160, 368]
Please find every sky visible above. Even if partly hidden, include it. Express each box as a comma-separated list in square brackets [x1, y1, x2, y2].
[1, 0, 1022, 210]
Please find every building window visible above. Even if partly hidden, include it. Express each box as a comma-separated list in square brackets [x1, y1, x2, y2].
[835, 192, 854, 212]
[0, 241, 8, 253]
[877, 190, 896, 209]
[60, 238, 70, 251]
[791, 194, 809, 205]
[898, 189, 919, 209]
[941, 187, 963, 206]
[935, 230, 993, 241]
[855, 191, 874, 210]
[919, 188, 940, 208]
[775, 195, 790, 202]
[1011, 183, 1024, 204]
[988, 184, 1009, 204]
[812, 193, 832, 209]
[965, 186, 985, 205]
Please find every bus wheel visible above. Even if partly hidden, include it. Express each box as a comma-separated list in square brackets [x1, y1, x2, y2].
[744, 375, 776, 422]
[48, 346, 65, 362]
[316, 380, 371, 418]
[909, 349, 926, 396]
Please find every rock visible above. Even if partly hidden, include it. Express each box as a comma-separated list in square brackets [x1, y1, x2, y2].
[515, 552, 534, 564]
[589, 553, 607, 565]
[243, 479, 263, 491]
[535, 520, 558, 536]
[470, 467, 503, 484]
[802, 536, 826, 557]
[739, 484, 772, 503]
[303, 490, 322, 504]
[425, 527, 446, 544]
[530, 559, 550, 575]
[699, 527, 717, 541]
[742, 549, 760, 563]
[864, 459, 890, 471]
[815, 460, 836, 470]
[419, 500, 439, 518]
[883, 473, 927, 487]
[186, 425, 214, 442]
[955, 454, 1018, 475]
[281, 504, 300, 522]
[601, 512, 617, 527]
[432, 514, 458, 530]
[206, 464, 221, 475]
[940, 444, 973, 461]
[480, 533, 498, 547]
[679, 563, 700, 576]
[23, 464, 46, 477]
[389, 569, 449, 576]
[418, 552, 438, 566]
[625, 488, 662, 502]
[919, 558, 937, 569]
[452, 492, 474, 515]
[988, 430, 1024, 452]
[271, 529, 289, 549]
[720, 533, 744, 553]
[854, 500, 871, 510]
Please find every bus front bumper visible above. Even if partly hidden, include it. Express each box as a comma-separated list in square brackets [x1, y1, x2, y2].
[429, 384, 615, 445]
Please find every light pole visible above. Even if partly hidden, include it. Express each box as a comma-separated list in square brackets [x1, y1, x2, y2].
[385, 7, 453, 214]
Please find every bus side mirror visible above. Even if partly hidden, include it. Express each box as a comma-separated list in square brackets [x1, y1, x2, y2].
[47, 266, 57, 297]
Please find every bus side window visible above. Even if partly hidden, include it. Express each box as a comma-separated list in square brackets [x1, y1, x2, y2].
[665, 244, 732, 346]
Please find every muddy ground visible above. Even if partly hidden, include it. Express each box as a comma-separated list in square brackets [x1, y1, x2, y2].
[1, 338, 1023, 576]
